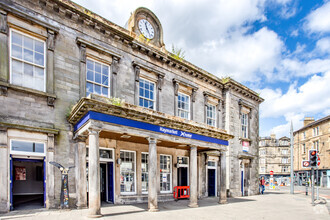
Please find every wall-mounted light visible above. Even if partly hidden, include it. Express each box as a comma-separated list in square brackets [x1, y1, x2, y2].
[116, 158, 122, 165]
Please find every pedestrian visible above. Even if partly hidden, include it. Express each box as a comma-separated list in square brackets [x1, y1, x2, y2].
[260, 176, 265, 194]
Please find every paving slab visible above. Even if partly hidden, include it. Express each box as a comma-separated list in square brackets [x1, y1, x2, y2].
[0, 191, 328, 220]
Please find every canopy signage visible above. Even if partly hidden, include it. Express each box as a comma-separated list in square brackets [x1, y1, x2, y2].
[74, 111, 229, 146]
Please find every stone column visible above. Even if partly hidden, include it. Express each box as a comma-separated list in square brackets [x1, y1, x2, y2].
[189, 145, 198, 208]
[75, 136, 87, 209]
[147, 137, 159, 212]
[88, 129, 102, 217]
[0, 128, 8, 212]
[219, 151, 227, 204]
[46, 134, 55, 208]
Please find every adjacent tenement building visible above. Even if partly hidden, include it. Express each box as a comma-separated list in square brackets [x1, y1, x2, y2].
[0, 0, 263, 214]
[293, 116, 330, 188]
[259, 134, 291, 186]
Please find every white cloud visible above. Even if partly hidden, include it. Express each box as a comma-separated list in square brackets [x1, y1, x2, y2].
[316, 37, 330, 54]
[259, 71, 330, 119]
[187, 27, 284, 82]
[305, 1, 330, 33]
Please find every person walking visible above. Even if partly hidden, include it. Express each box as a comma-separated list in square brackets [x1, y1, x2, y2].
[260, 176, 265, 194]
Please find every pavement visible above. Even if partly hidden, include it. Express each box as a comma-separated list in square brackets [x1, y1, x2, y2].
[0, 189, 329, 220]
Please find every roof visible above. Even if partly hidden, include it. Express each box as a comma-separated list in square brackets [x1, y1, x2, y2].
[294, 115, 330, 134]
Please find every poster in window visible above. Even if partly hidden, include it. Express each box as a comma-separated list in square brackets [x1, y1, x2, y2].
[15, 166, 26, 180]
[242, 141, 249, 152]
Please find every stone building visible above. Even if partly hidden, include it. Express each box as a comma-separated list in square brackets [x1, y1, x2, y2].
[293, 116, 330, 188]
[0, 0, 263, 214]
[259, 134, 291, 186]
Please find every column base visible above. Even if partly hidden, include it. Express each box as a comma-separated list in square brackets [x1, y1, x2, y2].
[219, 199, 227, 204]
[148, 208, 159, 212]
[188, 203, 199, 208]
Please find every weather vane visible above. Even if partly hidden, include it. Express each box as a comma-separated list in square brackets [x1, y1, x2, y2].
[49, 162, 75, 209]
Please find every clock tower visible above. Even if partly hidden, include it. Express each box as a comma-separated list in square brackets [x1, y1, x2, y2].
[127, 7, 165, 49]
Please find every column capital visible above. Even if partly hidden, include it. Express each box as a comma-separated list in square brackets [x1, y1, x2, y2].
[146, 137, 157, 144]
[189, 145, 198, 149]
[88, 128, 101, 135]
[76, 135, 88, 143]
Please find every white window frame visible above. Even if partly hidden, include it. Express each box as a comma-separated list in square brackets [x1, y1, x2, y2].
[141, 152, 149, 194]
[10, 139, 46, 157]
[206, 103, 216, 127]
[177, 92, 190, 120]
[260, 158, 265, 164]
[9, 29, 47, 92]
[120, 150, 136, 195]
[86, 57, 110, 97]
[260, 167, 266, 173]
[282, 157, 288, 164]
[139, 78, 156, 110]
[282, 149, 288, 155]
[86, 147, 114, 162]
[313, 140, 319, 152]
[241, 113, 248, 138]
[313, 127, 319, 137]
[160, 154, 172, 193]
[303, 132, 306, 139]
[282, 166, 288, 172]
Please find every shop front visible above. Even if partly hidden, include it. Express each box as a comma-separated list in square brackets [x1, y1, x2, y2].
[68, 95, 233, 216]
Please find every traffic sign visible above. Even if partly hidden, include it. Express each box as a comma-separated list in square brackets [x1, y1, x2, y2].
[270, 170, 274, 175]
[302, 160, 310, 168]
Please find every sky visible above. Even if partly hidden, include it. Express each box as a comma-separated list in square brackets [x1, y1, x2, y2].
[72, 0, 330, 138]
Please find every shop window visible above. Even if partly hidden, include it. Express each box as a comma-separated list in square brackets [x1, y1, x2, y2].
[139, 78, 155, 110]
[10, 29, 46, 92]
[160, 155, 172, 193]
[206, 104, 216, 127]
[141, 153, 149, 193]
[11, 140, 45, 156]
[178, 93, 190, 119]
[120, 150, 136, 194]
[86, 58, 110, 97]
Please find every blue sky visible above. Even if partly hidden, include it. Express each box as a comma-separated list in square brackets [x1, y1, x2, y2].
[73, 0, 330, 138]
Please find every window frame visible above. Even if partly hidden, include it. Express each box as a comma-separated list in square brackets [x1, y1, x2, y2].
[138, 78, 156, 110]
[141, 152, 149, 194]
[281, 157, 288, 164]
[86, 57, 111, 98]
[177, 92, 190, 120]
[160, 154, 172, 193]
[241, 113, 249, 138]
[9, 29, 47, 92]
[206, 103, 216, 127]
[10, 139, 46, 157]
[120, 150, 136, 195]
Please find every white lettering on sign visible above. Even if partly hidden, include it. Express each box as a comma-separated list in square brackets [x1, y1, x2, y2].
[180, 131, 192, 138]
[160, 127, 178, 135]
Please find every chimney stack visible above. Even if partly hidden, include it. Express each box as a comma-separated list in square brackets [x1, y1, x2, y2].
[303, 117, 315, 126]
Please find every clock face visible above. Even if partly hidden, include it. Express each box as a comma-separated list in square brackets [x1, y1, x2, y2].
[138, 19, 155, 39]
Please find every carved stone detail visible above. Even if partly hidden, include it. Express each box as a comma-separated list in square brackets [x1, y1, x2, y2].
[157, 75, 164, 90]
[79, 43, 86, 63]
[47, 30, 55, 51]
[134, 65, 140, 82]
[192, 89, 197, 102]
[112, 57, 119, 75]
[0, 10, 7, 34]
[47, 96, 56, 107]
[173, 81, 179, 96]
[0, 85, 8, 96]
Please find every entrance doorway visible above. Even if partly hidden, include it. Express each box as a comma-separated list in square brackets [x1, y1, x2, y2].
[177, 167, 188, 186]
[207, 161, 217, 197]
[208, 169, 216, 196]
[11, 158, 45, 210]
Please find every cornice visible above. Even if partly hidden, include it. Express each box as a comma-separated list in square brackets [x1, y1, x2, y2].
[68, 94, 234, 141]
[224, 80, 264, 103]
